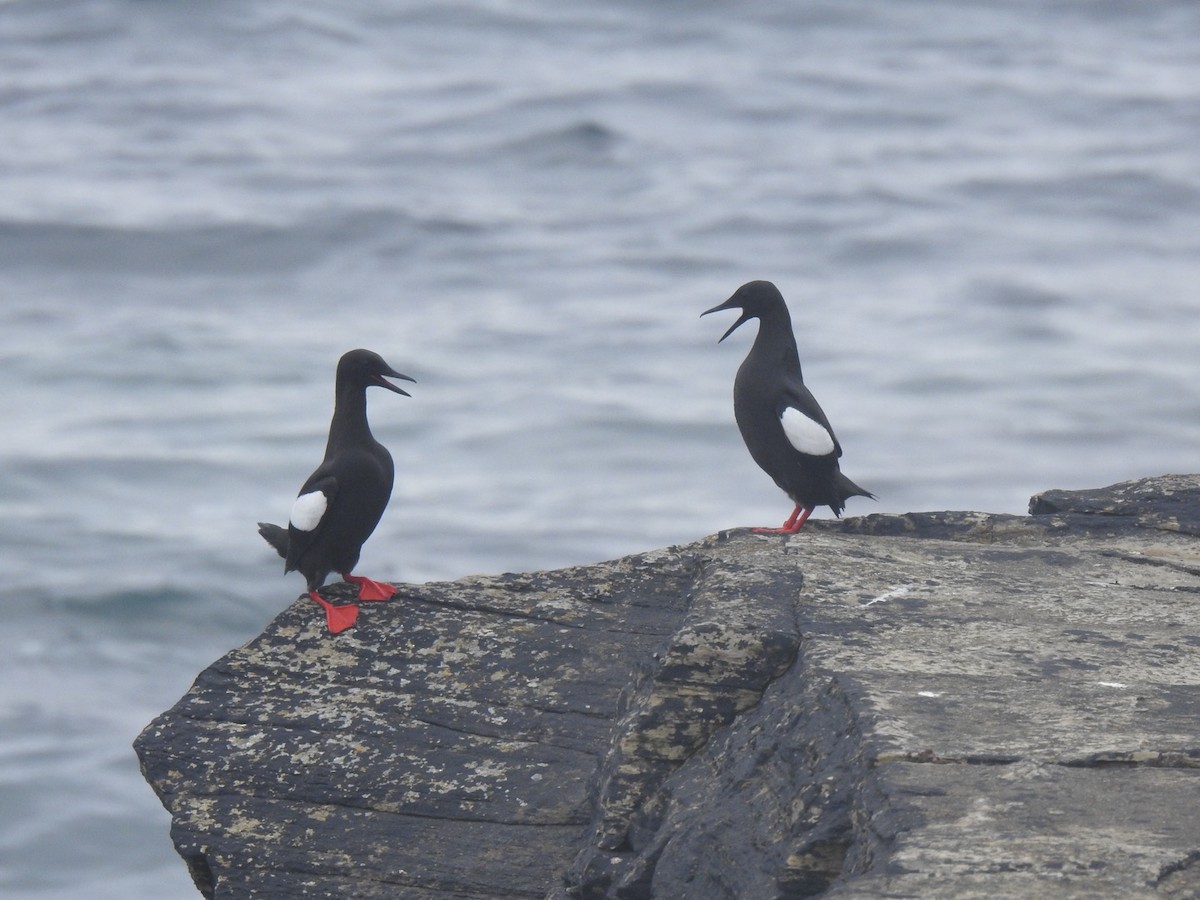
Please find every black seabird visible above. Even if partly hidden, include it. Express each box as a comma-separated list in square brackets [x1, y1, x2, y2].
[258, 349, 415, 633]
[702, 280, 873, 533]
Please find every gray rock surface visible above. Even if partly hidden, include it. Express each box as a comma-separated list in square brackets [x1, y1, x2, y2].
[136, 475, 1200, 898]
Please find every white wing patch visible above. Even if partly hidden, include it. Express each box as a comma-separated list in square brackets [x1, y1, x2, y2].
[290, 490, 328, 532]
[780, 406, 836, 456]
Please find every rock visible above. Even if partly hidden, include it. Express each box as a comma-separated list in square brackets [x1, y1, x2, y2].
[136, 475, 1200, 898]
[1029, 473, 1200, 536]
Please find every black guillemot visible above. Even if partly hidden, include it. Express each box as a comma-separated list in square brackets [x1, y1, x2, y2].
[702, 280, 873, 533]
[258, 349, 415, 633]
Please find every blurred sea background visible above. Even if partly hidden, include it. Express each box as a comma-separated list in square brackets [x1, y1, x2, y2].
[2, 0, 1199, 896]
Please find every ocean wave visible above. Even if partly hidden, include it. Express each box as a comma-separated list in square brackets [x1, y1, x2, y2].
[954, 169, 1200, 221]
[0, 207, 486, 274]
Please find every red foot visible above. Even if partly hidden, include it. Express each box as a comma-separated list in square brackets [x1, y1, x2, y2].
[309, 591, 359, 633]
[751, 505, 813, 535]
[341, 572, 396, 602]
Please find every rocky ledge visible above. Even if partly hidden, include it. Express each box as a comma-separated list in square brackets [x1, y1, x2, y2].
[135, 475, 1200, 899]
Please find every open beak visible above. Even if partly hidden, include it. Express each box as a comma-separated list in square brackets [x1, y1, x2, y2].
[700, 301, 751, 344]
[373, 370, 416, 396]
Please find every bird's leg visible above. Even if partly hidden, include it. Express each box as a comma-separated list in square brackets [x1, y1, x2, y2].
[780, 505, 803, 530]
[752, 504, 812, 535]
[309, 590, 359, 633]
[342, 572, 396, 602]
[784, 506, 813, 533]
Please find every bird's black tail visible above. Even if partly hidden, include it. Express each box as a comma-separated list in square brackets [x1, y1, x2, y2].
[257, 522, 289, 559]
[832, 472, 876, 516]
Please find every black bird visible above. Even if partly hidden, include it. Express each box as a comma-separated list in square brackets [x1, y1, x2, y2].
[258, 349, 415, 633]
[702, 280, 873, 533]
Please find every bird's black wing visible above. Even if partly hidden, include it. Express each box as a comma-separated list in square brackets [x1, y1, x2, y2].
[284, 472, 339, 572]
[777, 371, 844, 459]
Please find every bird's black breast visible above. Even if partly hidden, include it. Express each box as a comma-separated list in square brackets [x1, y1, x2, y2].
[322, 443, 394, 545]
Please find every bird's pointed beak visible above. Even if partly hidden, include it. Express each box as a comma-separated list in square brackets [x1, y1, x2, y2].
[701, 301, 751, 344]
[373, 370, 416, 397]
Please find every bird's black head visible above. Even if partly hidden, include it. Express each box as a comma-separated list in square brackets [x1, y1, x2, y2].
[337, 348, 416, 396]
[701, 280, 787, 343]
